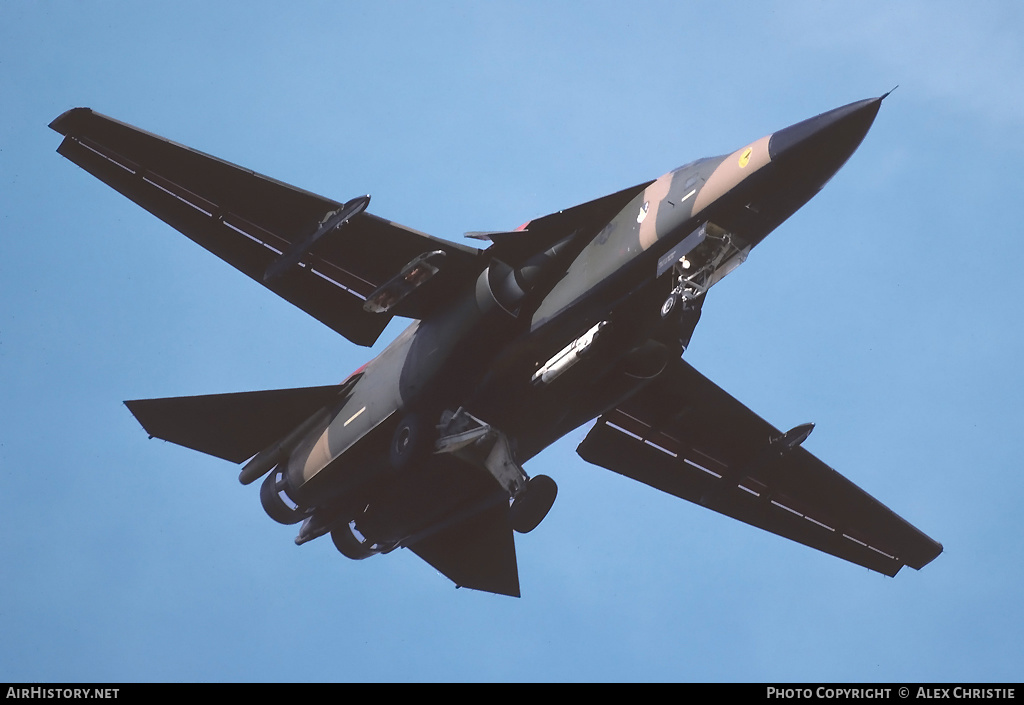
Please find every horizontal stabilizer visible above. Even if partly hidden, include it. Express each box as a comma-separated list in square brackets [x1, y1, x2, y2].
[126, 384, 347, 463]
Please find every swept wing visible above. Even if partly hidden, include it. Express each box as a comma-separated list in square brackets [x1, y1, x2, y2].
[49, 108, 481, 346]
[577, 359, 943, 576]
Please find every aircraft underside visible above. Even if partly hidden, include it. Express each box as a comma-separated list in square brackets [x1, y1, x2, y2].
[52, 94, 942, 597]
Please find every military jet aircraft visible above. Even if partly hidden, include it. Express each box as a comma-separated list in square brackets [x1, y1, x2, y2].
[50, 95, 941, 597]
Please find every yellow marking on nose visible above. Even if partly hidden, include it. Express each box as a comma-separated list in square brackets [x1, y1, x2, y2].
[692, 135, 771, 216]
[739, 147, 753, 168]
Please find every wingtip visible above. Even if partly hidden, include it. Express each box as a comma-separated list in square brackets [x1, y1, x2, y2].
[49, 107, 93, 134]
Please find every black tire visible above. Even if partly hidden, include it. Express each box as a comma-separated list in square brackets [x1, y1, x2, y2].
[510, 474, 558, 534]
[660, 294, 676, 318]
[389, 412, 428, 469]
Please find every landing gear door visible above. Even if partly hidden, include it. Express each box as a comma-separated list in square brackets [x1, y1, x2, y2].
[657, 223, 708, 278]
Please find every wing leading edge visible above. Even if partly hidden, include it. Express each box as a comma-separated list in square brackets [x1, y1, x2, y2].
[577, 358, 942, 576]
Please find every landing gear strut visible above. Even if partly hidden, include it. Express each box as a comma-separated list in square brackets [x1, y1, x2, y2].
[435, 409, 560, 533]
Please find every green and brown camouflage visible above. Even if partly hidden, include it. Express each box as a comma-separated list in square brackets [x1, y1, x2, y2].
[52, 95, 937, 597]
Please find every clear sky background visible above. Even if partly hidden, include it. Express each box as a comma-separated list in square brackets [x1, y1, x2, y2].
[2, 1, 1022, 683]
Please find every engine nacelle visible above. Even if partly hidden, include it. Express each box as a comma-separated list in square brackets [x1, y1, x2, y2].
[476, 234, 577, 316]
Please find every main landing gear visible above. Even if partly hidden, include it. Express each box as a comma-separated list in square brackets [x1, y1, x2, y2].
[510, 474, 558, 534]
[434, 408, 559, 534]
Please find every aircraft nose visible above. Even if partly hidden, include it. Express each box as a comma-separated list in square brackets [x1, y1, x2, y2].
[767, 96, 885, 183]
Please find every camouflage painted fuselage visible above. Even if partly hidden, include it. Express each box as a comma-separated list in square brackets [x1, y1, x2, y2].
[284, 99, 885, 547]
[55, 95, 938, 597]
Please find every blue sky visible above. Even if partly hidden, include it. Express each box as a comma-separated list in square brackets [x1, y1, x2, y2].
[2, 1, 1023, 682]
